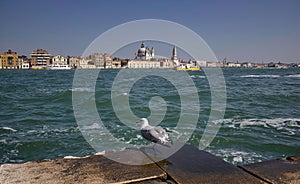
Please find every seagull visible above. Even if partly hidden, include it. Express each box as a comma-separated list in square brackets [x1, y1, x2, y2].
[137, 118, 173, 146]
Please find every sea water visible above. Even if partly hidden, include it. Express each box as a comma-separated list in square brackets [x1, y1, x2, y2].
[0, 68, 299, 165]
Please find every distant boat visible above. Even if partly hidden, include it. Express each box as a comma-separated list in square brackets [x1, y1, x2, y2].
[46, 64, 72, 70]
[31, 66, 45, 70]
[175, 64, 200, 71]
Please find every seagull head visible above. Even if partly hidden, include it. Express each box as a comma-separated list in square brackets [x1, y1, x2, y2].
[136, 118, 149, 127]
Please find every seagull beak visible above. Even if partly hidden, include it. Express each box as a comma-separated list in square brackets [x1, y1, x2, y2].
[136, 119, 142, 124]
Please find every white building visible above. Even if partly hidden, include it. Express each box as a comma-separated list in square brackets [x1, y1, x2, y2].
[127, 60, 161, 68]
[78, 58, 96, 69]
[197, 60, 207, 68]
[52, 55, 68, 65]
[207, 62, 219, 67]
[21, 62, 30, 69]
[241, 62, 252, 67]
[227, 62, 241, 67]
[159, 59, 174, 68]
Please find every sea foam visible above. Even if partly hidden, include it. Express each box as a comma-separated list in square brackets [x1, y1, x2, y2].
[240, 75, 280, 78]
[0, 127, 17, 132]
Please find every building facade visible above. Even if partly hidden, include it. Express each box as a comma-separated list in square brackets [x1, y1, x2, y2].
[30, 49, 51, 67]
[18, 55, 29, 69]
[127, 60, 161, 68]
[90, 53, 105, 68]
[0, 49, 19, 69]
[196, 60, 207, 68]
[52, 55, 68, 65]
[68, 56, 80, 68]
[111, 58, 121, 69]
[78, 58, 96, 69]
[104, 53, 113, 68]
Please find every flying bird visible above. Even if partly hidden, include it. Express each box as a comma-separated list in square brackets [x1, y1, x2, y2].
[137, 118, 173, 146]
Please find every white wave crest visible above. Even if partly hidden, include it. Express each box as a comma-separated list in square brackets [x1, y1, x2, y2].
[240, 75, 280, 78]
[190, 75, 206, 79]
[286, 74, 300, 78]
[71, 87, 94, 92]
[216, 118, 300, 135]
[209, 148, 265, 165]
[0, 127, 17, 132]
[80, 123, 102, 130]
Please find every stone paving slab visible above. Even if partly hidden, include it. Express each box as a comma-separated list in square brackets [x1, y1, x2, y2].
[240, 156, 300, 184]
[142, 142, 264, 184]
[0, 148, 167, 184]
[2, 143, 299, 184]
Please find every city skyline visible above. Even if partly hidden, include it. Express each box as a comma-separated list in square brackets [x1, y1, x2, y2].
[0, 0, 299, 63]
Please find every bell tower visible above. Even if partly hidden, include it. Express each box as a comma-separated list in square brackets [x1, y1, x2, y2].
[171, 46, 179, 65]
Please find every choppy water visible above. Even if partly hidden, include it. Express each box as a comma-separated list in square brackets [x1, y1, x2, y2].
[0, 68, 299, 165]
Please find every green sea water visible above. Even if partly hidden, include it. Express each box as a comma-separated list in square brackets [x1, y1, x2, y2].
[0, 68, 299, 165]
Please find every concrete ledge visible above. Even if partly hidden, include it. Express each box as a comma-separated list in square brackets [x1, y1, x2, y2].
[1, 143, 299, 184]
[0, 149, 167, 184]
[240, 156, 300, 184]
[143, 143, 264, 184]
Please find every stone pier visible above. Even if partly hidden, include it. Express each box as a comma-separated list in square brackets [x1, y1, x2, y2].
[0, 143, 299, 184]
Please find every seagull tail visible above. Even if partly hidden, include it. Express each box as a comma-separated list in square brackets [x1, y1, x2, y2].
[168, 137, 174, 145]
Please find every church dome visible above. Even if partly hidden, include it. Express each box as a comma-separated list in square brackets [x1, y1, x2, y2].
[137, 43, 146, 57]
[138, 47, 146, 54]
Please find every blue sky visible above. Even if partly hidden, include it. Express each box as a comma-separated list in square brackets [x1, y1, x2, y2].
[0, 0, 299, 63]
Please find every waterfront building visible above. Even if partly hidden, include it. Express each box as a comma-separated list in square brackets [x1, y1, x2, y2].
[0, 49, 19, 69]
[158, 58, 174, 68]
[84, 53, 114, 69]
[90, 53, 105, 68]
[127, 60, 161, 68]
[226, 62, 241, 67]
[197, 60, 207, 68]
[253, 63, 267, 68]
[104, 53, 113, 68]
[52, 55, 68, 65]
[206, 62, 219, 67]
[78, 58, 96, 69]
[68, 56, 80, 68]
[111, 58, 122, 69]
[241, 62, 252, 68]
[128, 42, 175, 69]
[18, 55, 29, 69]
[30, 49, 51, 68]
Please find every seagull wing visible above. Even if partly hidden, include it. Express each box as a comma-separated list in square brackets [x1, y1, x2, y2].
[149, 126, 171, 144]
[141, 128, 159, 143]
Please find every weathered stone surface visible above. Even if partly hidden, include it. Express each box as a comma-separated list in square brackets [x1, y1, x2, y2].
[0, 149, 166, 184]
[240, 157, 300, 184]
[2, 143, 298, 184]
[142, 142, 264, 184]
